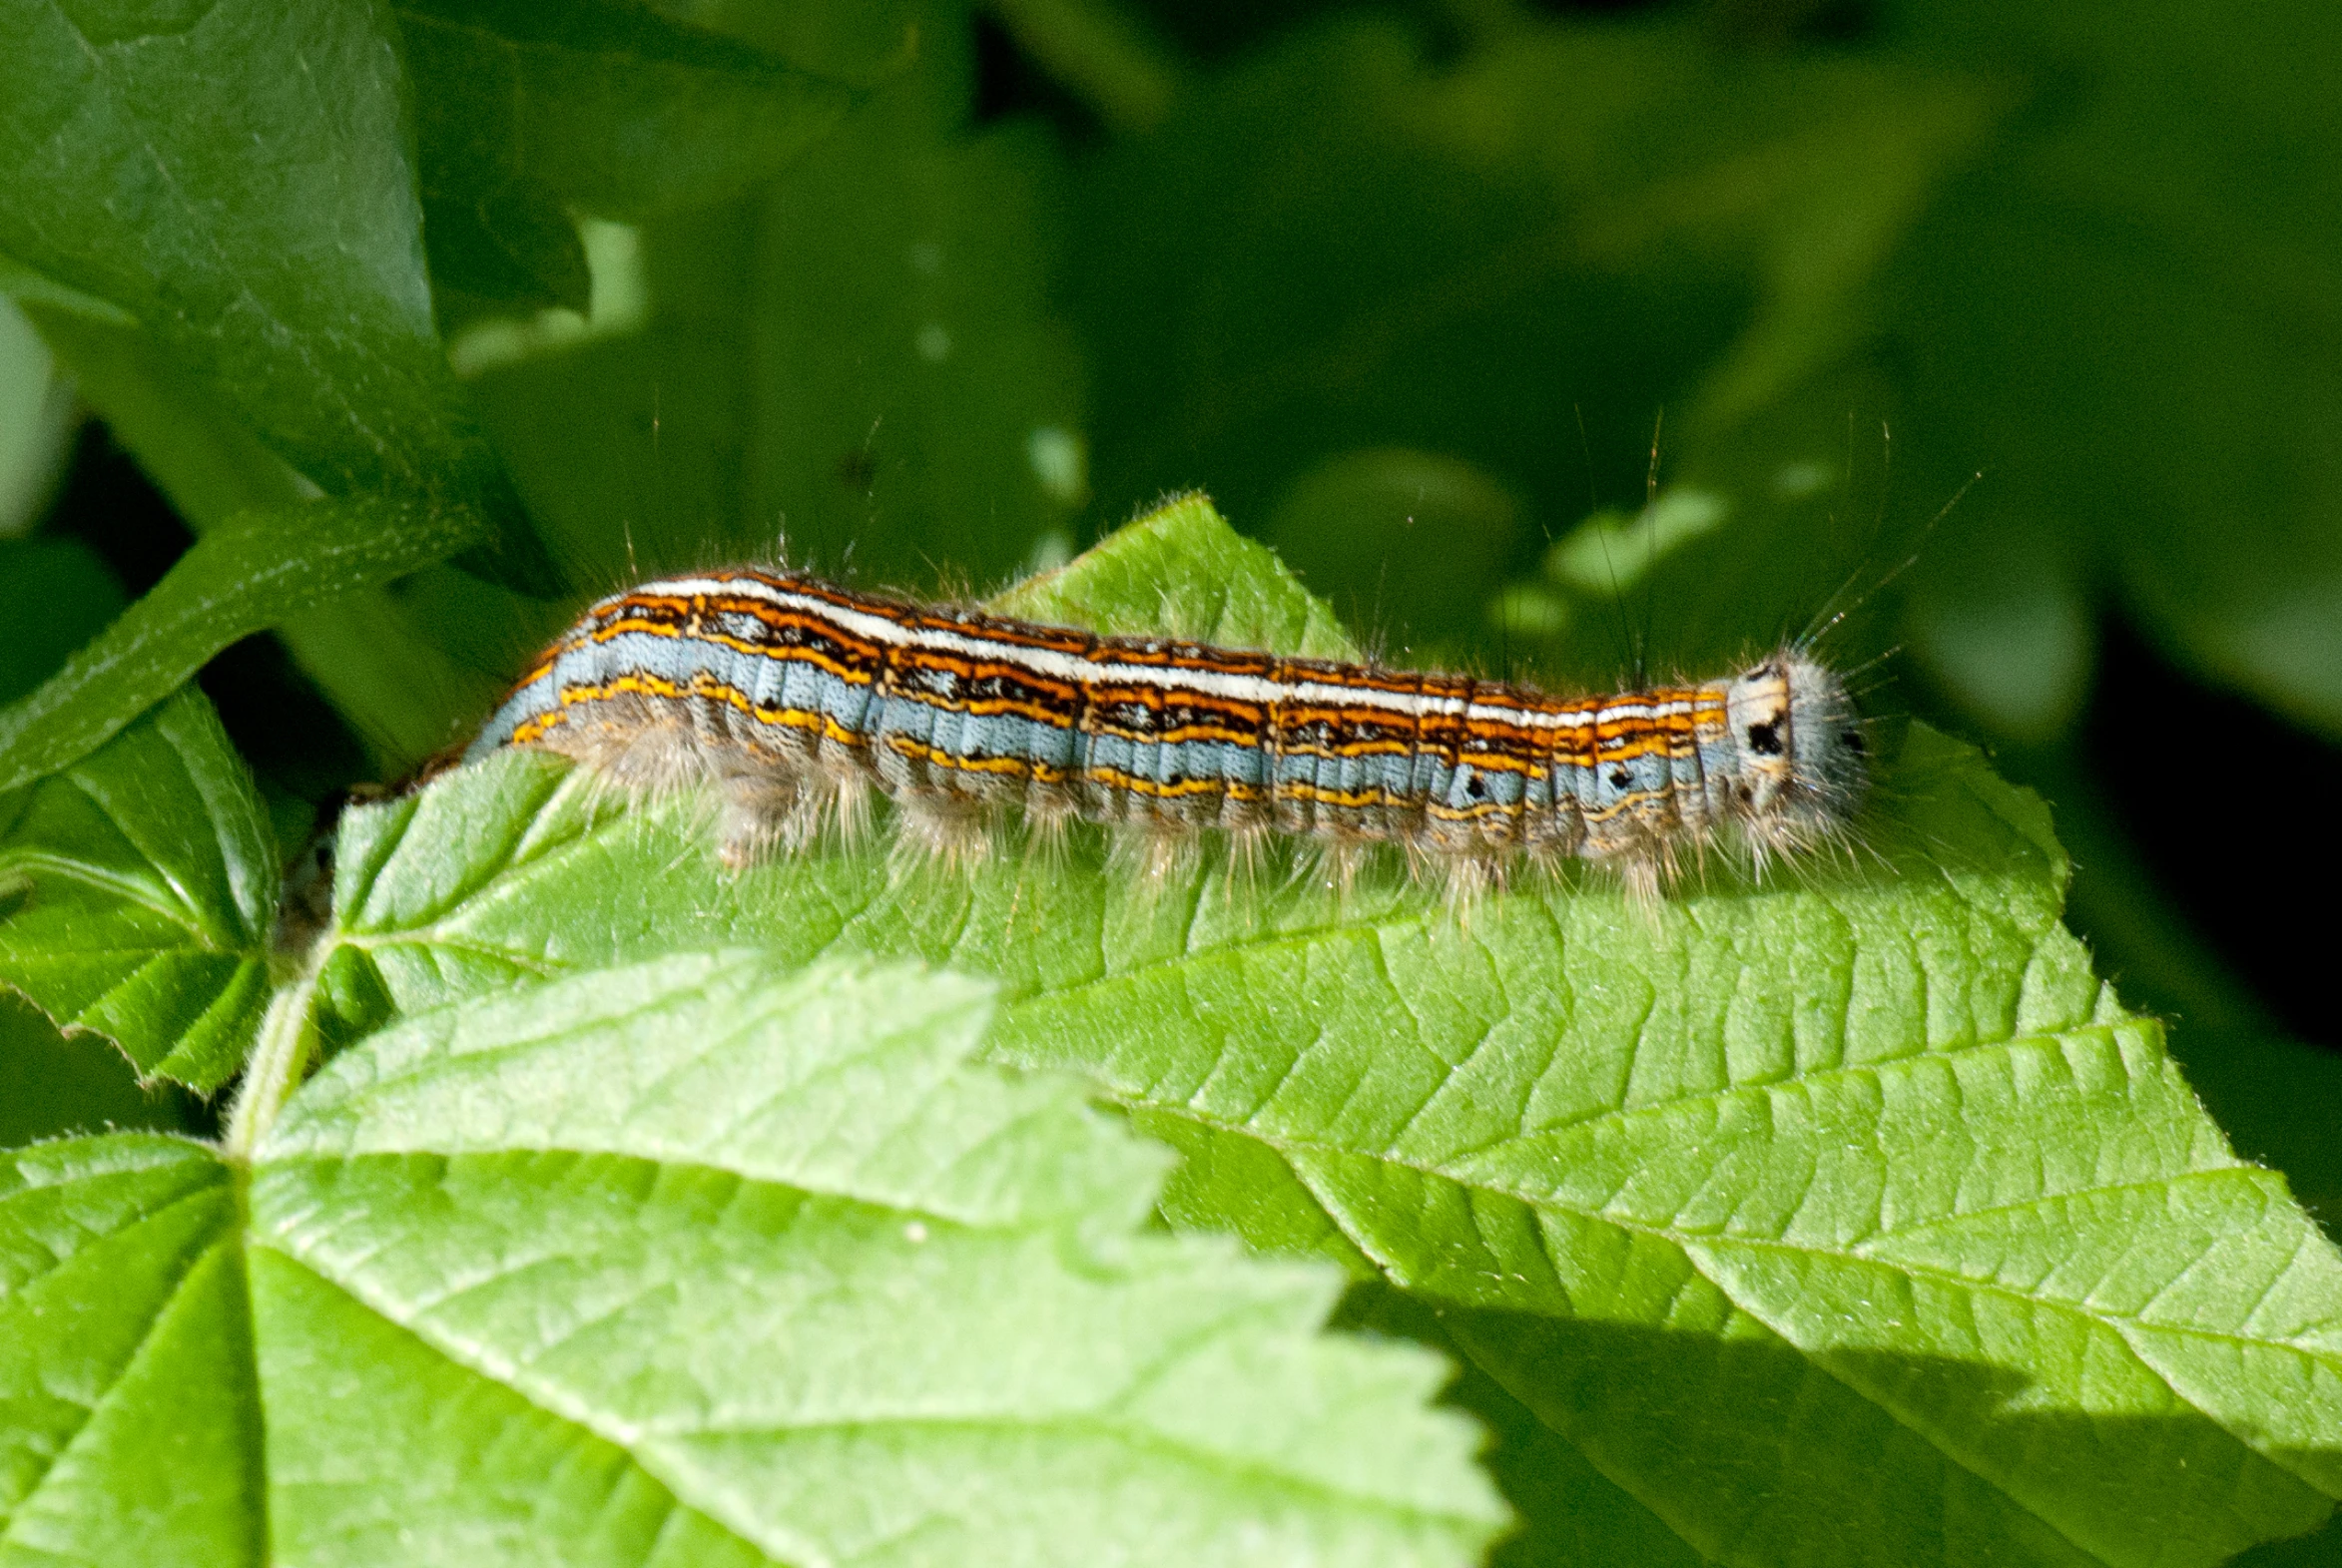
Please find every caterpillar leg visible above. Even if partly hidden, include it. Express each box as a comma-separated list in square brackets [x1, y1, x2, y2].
[534, 695, 715, 795]
[1021, 789, 1080, 867]
[1616, 854, 1664, 924]
[1435, 852, 1505, 926]
[890, 792, 996, 876]
[714, 768, 805, 868]
[1295, 833, 1373, 905]
[1110, 822, 1204, 891]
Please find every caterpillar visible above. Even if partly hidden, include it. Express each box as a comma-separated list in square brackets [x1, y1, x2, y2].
[460, 566, 1871, 906]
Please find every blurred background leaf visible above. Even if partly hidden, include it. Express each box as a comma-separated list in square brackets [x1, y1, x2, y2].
[0, 0, 553, 587]
[397, 0, 874, 321]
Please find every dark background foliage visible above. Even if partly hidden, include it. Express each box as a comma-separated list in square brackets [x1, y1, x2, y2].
[3, 7, 2340, 1555]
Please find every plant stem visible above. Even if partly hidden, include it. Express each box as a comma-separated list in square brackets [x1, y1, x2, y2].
[983, 0, 1186, 135]
[221, 956, 321, 1162]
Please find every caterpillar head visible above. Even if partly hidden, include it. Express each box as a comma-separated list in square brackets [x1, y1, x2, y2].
[1724, 654, 1870, 852]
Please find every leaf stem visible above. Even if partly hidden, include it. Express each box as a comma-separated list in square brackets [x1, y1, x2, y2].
[221, 953, 322, 1162]
[982, 0, 1186, 135]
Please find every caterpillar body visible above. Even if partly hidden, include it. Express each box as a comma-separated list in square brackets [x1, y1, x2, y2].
[462, 567, 1871, 905]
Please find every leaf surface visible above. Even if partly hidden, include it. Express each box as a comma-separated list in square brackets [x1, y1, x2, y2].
[0, 0, 550, 586]
[992, 491, 1360, 658]
[15, 305, 516, 772]
[397, 0, 861, 314]
[0, 1134, 261, 1562]
[1880, 0, 2342, 741]
[312, 497, 2342, 1564]
[745, 32, 1086, 587]
[0, 688, 278, 1091]
[0, 955, 1505, 1566]
[0, 497, 490, 793]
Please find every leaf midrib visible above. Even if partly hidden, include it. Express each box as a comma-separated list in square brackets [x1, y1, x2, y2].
[1259, 1105, 2342, 1535]
[0, 1189, 241, 1545]
[0, 849, 248, 951]
[1127, 1098, 2325, 1359]
[256, 1240, 1481, 1547]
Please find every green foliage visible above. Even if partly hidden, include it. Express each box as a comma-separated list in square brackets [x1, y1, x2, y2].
[0, 534, 198, 1138]
[0, 498, 491, 794]
[0, 954, 1502, 1565]
[993, 492, 1360, 656]
[0, 301, 69, 535]
[0, 0, 921, 777]
[0, 0, 547, 586]
[0, 689, 278, 1090]
[1876, 0, 2342, 742]
[204, 504, 2342, 1565]
[4, 1, 2340, 1561]
[746, 55, 1086, 584]
[398, 0, 867, 315]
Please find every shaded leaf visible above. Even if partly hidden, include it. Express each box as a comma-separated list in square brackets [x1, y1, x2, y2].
[0, 535, 198, 1141]
[1071, 15, 1996, 618]
[0, 537, 123, 713]
[638, 0, 921, 87]
[1880, 0, 2342, 740]
[0, 497, 490, 794]
[421, 182, 594, 318]
[748, 45, 1086, 586]
[402, 0, 860, 215]
[0, 991, 195, 1146]
[0, 689, 276, 1092]
[0, 297, 72, 535]
[0, 0, 552, 586]
[398, 0, 862, 313]
[11, 304, 318, 539]
[19, 307, 514, 772]
[1259, 448, 1526, 651]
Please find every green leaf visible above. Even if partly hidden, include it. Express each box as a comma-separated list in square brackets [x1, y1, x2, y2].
[313, 501, 2342, 1563]
[336, 5, 1071, 763]
[0, 956, 1506, 1565]
[10, 304, 317, 538]
[0, 497, 490, 794]
[1878, 0, 2342, 741]
[0, 1134, 261, 1561]
[0, 536, 200, 1141]
[0, 688, 277, 1092]
[401, 0, 861, 216]
[985, 0, 1189, 136]
[419, 181, 595, 320]
[1069, 16, 1996, 618]
[2010, 742, 2342, 1228]
[747, 42, 1087, 586]
[1341, 1285, 1711, 1568]
[0, 296, 71, 536]
[398, 0, 862, 314]
[18, 307, 517, 772]
[992, 491, 1361, 658]
[0, 0, 552, 587]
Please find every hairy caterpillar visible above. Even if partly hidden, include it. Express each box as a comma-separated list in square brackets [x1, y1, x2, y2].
[457, 567, 1871, 905]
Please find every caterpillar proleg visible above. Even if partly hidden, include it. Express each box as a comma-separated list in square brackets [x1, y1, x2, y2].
[460, 567, 1871, 906]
